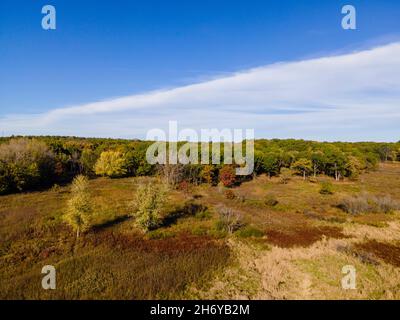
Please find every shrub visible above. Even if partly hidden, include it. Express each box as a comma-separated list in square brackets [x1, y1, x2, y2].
[319, 181, 334, 195]
[279, 168, 291, 184]
[131, 182, 167, 232]
[181, 201, 207, 216]
[339, 195, 369, 215]
[264, 194, 279, 206]
[159, 163, 185, 187]
[215, 206, 243, 234]
[373, 195, 400, 214]
[182, 164, 203, 185]
[219, 165, 236, 187]
[309, 176, 318, 183]
[201, 165, 216, 185]
[224, 189, 236, 200]
[50, 183, 62, 193]
[64, 175, 93, 238]
[338, 193, 400, 215]
[177, 180, 191, 193]
[94, 151, 128, 178]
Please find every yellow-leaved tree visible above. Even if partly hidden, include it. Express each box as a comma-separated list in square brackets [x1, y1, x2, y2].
[94, 151, 127, 178]
[64, 175, 93, 238]
[131, 182, 167, 232]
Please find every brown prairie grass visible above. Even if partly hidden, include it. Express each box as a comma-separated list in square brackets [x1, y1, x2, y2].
[1, 163, 400, 300]
[354, 240, 400, 268]
[265, 225, 347, 248]
[0, 231, 231, 299]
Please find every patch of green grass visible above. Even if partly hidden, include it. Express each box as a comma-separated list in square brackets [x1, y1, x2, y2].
[295, 254, 391, 299]
[194, 209, 212, 220]
[235, 225, 264, 238]
[145, 228, 175, 239]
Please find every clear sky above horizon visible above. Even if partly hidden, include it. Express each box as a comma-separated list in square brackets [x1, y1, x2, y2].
[0, 0, 400, 141]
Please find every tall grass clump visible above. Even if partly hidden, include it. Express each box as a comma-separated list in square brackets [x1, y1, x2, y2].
[339, 193, 400, 215]
[215, 206, 243, 234]
[373, 195, 400, 213]
[264, 194, 279, 206]
[319, 181, 334, 195]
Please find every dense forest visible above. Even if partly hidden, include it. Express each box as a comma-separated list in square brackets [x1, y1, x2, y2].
[0, 136, 399, 195]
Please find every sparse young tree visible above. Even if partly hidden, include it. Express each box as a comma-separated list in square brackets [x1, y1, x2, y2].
[378, 144, 392, 162]
[94, 151, 127, 178]
[345, 156, 362, 180]
[64, 175, 93, 238]
[311, 151, 325, 177]
[131, 182, 167, 232]
[201, 164, 216, 185]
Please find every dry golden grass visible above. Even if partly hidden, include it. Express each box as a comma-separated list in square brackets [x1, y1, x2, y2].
[188, 163, 400, 300]
[1, 163, 400, 299]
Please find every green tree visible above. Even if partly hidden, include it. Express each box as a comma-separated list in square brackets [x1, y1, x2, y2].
[311, 151, 325, 177]
[291, 158, 312, 180]
[0, 138, 55, 193]
[261, 153, 280, 178]
[125, 149, 154, 176]
[80, 148, 99, 176]
[64, 175, 93, 238]
[0, 161, 12, 194]
[378, 144, 392, 161]
[94, 151, 127, 177]
[345, 156, 362, 180]
[324, 146, 347, 181]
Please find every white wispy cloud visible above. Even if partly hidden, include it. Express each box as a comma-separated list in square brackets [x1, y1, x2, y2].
[1, 42, 400, 141]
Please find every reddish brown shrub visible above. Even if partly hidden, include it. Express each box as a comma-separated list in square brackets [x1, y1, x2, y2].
[177, 180, 190, 193]
[219, 165, 236, 187]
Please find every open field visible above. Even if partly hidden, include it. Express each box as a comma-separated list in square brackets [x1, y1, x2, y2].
[1, 162, 400, 299]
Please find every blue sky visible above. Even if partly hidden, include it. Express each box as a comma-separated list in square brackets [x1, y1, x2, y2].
[0, 0, 400, 141]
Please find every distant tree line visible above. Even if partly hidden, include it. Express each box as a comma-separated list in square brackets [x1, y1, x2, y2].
[0, 136, 399, 195]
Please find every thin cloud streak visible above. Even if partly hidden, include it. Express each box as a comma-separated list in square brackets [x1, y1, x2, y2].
[1, 42, 400, 141]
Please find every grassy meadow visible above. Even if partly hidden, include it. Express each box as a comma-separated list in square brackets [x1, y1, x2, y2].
[1, 161, 400, 299]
